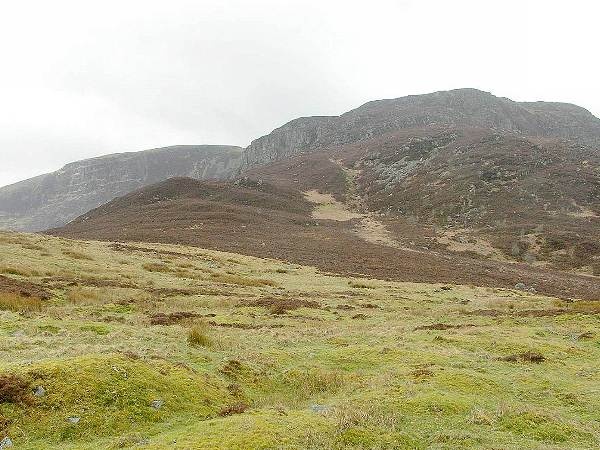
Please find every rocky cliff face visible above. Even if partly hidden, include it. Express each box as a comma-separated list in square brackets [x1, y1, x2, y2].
[0, 145, 242, 231]
[242, 88, 600, 170]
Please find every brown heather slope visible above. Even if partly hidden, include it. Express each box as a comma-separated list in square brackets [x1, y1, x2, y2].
[245, 126, 600, 274]
[49, 177, 599, 300]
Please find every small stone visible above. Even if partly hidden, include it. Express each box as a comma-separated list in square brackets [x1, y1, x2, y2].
[514, 282, 526, 290]
[0, 437, 13, 449]
[150, 399, 164, 410]
[67, 416, 80, 424]
[33, 386, 46, 397]
[309, 404, 329, 414]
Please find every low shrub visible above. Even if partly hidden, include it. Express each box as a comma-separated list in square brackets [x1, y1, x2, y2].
[210, 273, 276, 287]
[218, 402, 249, 416]
[0, 373, 31, 404]
[499, 351, 545, 363]
[348, 281, 375, 289]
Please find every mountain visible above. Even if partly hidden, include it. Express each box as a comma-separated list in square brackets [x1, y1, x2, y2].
[238, 89, 600, 275]
[48, 177, 599, 300]
[4, 89, 599, 234]
[0, 145, 242, 231]
[242, 88, 600, 169]
[245, 125, 600, 273]
[5, 88, 600, 277]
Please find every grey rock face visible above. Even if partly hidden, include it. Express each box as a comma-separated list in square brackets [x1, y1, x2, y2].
[0, 145, 242, 231]
[241, 88, 600, 171]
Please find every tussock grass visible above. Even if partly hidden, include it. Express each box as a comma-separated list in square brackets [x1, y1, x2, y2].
[142, 262, 174, 273]
[0, 266, 38, 277]
[61, 249, 93, 260]
[67, 286, 101, 304]
[348, 280, 376, 289]
[210, 272, 276, 287]
[570, 300, 600, 314]
[0, 292, 42, 312]
[187, 322, 212, 347]
[20, 242, 46, 251]
[282, 368, 346, 397]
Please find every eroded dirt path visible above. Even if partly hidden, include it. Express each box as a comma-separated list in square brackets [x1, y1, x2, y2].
[304, 160, 410, 250]
[303, 190, 363, 221]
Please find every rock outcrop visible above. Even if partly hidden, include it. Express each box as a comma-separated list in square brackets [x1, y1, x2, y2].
[0, 145, 242, 231]
[242, 88, 600, 170]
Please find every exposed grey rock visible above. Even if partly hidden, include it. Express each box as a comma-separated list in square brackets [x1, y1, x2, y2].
[309, 404, 330, 414]
[67, 416, 80, 424]
[514, 283, 527, 290]
[150, 399, 164, 409]
[33, 385, 46, 397]
[0, 145, 242, 231]
[242, 88, 600, 171]
[0, 437, 13, 449]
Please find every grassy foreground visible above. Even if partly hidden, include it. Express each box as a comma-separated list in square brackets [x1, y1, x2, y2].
[0, 231, 599, 449]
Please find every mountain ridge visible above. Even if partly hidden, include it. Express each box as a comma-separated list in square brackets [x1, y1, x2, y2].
[0, 145, 242, 231]
[2, 88, 599, 232]
[242, 88, 600, 170]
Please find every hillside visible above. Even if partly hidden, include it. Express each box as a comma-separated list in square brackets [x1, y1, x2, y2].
[0, 145, 242, 231]
[245, 126, 600, 274]
[49, 177, 600, 300]
[1, 231, 600, 448]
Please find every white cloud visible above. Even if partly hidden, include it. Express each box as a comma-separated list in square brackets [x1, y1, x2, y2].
[0, 0, 598, 187]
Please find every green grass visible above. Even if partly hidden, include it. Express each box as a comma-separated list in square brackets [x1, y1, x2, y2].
[0, 231, 598, 448]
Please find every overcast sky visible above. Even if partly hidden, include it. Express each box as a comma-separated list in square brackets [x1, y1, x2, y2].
[0, 0, 598, 187]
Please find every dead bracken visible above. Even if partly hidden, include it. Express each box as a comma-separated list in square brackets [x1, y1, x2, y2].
[0, 374, 31, 404]
[149, 311, 216, 326]
[218, 402, 249, 417]
[242, 297, 321, 314]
